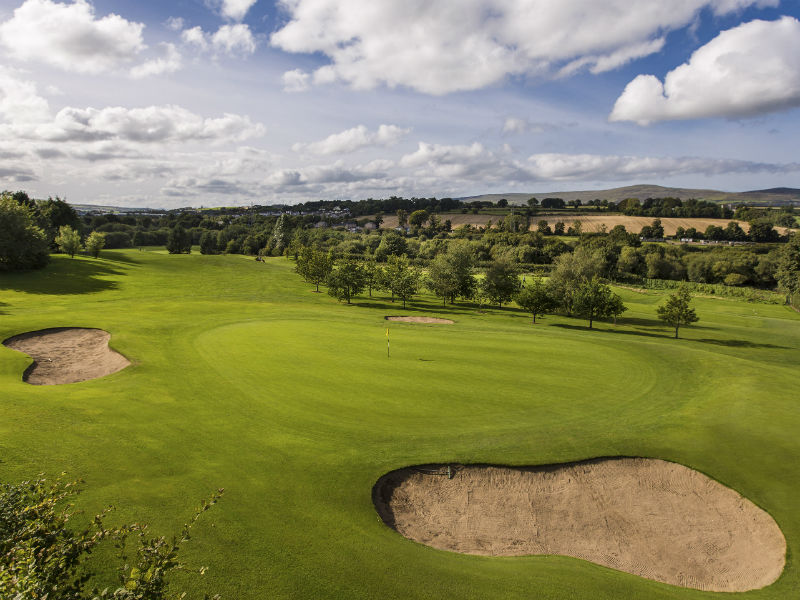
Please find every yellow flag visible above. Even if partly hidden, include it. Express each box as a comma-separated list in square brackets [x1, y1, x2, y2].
[386, 328, 389, 337]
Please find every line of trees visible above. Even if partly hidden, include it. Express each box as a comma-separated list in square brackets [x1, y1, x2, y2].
[293, 241, 631, 330]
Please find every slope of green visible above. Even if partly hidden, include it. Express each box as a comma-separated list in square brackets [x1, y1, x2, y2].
[1, 250, 799, 599]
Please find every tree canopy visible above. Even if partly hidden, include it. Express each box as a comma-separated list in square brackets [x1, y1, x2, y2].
[657, 286, 699, 338]
[327, 260, 366, 304]
[0, 194, 50, 271]
[55, 225, 82, 258]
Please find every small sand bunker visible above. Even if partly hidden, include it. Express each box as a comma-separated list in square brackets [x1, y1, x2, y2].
[3, 327, 130, 385]
[385, 316, 454, 324]
[373, 459, 785, 592]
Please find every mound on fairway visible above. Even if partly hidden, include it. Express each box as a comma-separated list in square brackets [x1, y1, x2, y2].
[373, 458, 785, 592]
[3, 328, 130, 385]
[385, 316, 454, 324]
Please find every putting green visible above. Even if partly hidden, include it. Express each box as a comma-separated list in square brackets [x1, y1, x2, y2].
[1, 250, 798, 600]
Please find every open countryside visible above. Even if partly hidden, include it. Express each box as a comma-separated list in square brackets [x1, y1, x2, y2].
[3, 1, 800, 599]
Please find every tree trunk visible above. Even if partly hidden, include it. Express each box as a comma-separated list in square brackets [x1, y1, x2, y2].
[675, 324, 679, 339]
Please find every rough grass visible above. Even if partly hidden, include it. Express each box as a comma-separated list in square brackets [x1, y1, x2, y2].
[1, 250, 799, 600]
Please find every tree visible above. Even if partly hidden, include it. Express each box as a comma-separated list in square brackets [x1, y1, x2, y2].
[426, 253, 459, 306]
[408, 209, 429, 230]
[547, 246, 605, 315]
[749, 220, 779, 243]
[573, 276, 627, 329]
[166, 225, 191, 254]
[383, 254, 420, 308]
[481, 257, 520, 307]
[657, 286, 699, 338]
[775, 234, 800, 305]
[426, 242, 476, 305]
[55, 225, 82, 258]
[36, 196, 81, 247]
[0, 474, 222, 600]
[373, 211, 384, 229]
[296, 246, 333, 292]
[553, 221, 565, 235]
[84, 231, 106, 259]
[327, 260, 366, 304]
[0, 193, 50, 271]
[396, 209, 408, 229]
[537, 220, 552, 235]
[515, 277, 554, 324]
[527, 197, 539, 207]
[362, 259, 382, 297]
[374, 231, 408, 262]
[199, 231, 217, 255]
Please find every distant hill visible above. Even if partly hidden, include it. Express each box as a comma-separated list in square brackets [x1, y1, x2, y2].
[70, 204, 166, 214]
[460, 184, 800, 206]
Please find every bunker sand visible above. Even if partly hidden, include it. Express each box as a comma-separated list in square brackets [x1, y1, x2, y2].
[373, 458, 785, 592]
[385, 316, 454, 324]
[3, 327, 131, 385]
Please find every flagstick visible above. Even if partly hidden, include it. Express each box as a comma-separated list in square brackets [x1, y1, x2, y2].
[387, 327, 390, 358]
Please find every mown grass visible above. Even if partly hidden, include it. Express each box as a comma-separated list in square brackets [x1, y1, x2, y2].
[1, 249, 799, 599]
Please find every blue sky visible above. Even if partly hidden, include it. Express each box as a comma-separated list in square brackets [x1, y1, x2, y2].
[1, 0, 799, 207]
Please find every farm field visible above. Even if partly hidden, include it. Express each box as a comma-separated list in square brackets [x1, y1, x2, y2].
[381, 213, 796, 236]
[1, 250, 800, 599]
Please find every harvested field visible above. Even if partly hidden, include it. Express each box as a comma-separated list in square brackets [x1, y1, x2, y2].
[381, 214, 795, 236]
[373, 459, 786, 592]
[3, 327, 130, 385]
[385, 316, 454, 324]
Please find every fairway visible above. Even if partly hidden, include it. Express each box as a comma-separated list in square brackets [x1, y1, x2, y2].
[1, 250, 799, 600]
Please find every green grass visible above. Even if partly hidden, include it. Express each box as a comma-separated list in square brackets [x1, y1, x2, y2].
[1, 249, 799, 599]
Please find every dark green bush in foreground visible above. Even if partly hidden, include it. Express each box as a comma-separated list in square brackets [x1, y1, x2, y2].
[0, 475, 222, 600]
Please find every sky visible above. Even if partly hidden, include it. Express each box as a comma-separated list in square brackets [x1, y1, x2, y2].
[1, 0, 800, 208]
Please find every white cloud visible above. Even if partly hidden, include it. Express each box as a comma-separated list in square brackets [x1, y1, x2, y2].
[282, 68, 310, 92]
[166, 17, 185, 31]
[216, 0, 259, 21]
[293, 124, 409, 155]
[34, 105, 264, 144]
[610, 17, 800, 125]
[0, 0, 145, 74]
[181, 26, 208, 50]
[271, 0, 778, 94]
[0, 66, 50, 123]
[0, 69, 264, 145]
[399, 141, 800, 185]
[181, 24, 256, 55]
[212, 24, 257, 54]
[130, 43, 182, 79]
[525, 153, 800, 181]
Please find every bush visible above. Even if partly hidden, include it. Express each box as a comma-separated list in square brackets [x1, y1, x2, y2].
[0, 194, 50, 271]
[103, 231, 133, 249]
[0, 474, 223, 600]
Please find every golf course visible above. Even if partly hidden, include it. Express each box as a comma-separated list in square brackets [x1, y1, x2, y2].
[1, 248, 799, 599]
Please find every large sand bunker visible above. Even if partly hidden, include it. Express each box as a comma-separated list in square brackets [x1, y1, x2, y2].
[3, 327, 130, 385]
[385, 316, 454, 324]
[373, 459, 785, 592]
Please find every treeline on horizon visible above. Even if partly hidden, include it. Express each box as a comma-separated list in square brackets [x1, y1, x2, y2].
[2, 189, 798, 302]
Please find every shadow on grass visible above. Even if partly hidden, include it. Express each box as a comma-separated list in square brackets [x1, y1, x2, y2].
[551, 323, 792, 349]
[0, 259, 125, 295]
[95, 250, 145, 266]
[694, 338, 793, 350]
[615, 316, 718, 331]
[551, 323, 672, 340]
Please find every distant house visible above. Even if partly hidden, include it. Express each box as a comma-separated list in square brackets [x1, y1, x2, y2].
[363, 222, 377, 231]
